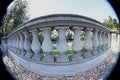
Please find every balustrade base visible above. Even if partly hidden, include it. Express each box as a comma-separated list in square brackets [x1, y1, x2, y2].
[102, 46, 107, 51]
[71, 52, 83, 61]
[82, 51, 93, 58]
[56, 54, 69, 62]
[15, 49, 18, 54]
[97, 48, 103, 54]
[42, 54, 54, 62]
[32, 53, 42, 60]
[20, 51, 26, 56]
[17, 50, 20, 54]
[25, 51, 33, 59]
[92, 50, 98, 55]
[8, 49, 111, 77]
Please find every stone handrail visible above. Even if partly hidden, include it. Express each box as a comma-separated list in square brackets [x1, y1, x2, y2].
[7, 14, 111, 76]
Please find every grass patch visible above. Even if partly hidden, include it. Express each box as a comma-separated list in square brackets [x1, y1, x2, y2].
[52, 49, 59, 56]
[52, 44, 73, 56]
[66, 45, 73, 56]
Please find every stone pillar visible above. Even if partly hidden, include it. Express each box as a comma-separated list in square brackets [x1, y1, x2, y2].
[30, 29, 42, 60]
[40, 27, 54, 62]
[13, 36, 16, 52]
[98, 31, 103, 53]
[102, 32, 106, 50]
[15, 35, 20, 54]
[72, 27, 83, 61]
[17, 34, 21, 54]
[14, 36, 16, 52]
[23, 31, 33, 58]
[18, 33, 25, 56]
[12, 37, 14, 51]
[92, 29, 99, 55]
[105, 32, 108, 49]
[83, 28, 93, 58]
[56, 27, 69, 62]
[107, 32, 111, 48]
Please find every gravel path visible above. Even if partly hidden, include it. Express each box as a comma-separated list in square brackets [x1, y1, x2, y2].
[3, 51, 116, 80]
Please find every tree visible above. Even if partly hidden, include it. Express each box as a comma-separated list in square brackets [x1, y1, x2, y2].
[2, 0, 29, 36]
[103, 16, 119, 31]
[66, 29, 74, 40]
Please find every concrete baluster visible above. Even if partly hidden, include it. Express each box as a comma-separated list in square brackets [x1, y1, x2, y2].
[56, 27, 69, 62]
[23, 31, 33, 58]
[16, 35, 19, 54]
[40, 27, 54, 62]
[30, 29, 42, 60]
[92, 29, 99, 55]
[72, 27, 83, 61]
[83, 28, 93, 58]
[19, 33, 26, 56]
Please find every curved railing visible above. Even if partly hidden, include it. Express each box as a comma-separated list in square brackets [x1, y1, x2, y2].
[7, 14, 111, 76]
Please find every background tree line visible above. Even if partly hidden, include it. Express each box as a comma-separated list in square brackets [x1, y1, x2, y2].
[1, 0, 29, 36]
[103, 16, 120, 31]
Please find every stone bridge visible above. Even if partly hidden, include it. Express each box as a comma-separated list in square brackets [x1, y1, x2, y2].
[1, 14, 120, 76]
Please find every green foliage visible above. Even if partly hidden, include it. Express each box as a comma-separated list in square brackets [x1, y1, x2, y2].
[51, 33, 58, 41]
[0, 32, 3, 44]
[103, 16, 119, 30]
[52, 44, 73, 57]
[2, 0, 29, 36]
[66, 29, 74, 40]
[51, 29, 58, 41]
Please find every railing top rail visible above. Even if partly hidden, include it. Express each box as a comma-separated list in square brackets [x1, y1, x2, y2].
[8, 14, 110, 37]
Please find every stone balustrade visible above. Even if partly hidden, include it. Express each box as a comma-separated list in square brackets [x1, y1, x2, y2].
[7, 14, 111, 76]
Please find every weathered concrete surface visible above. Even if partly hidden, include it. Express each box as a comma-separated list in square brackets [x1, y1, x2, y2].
[8, 49, 111, 76]
[3, 51, 116, 80]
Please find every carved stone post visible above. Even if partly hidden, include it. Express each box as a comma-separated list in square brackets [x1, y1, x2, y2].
[107, 32, 111, 48]
[17, 34, 21, 54]
[14, 36, 17, 53]
[102, 32, 106, 50]
[23, 31, 33, 58]
[19, 33, 25, 56]
[14, 36, 17, 52]
[56, 27, 69, 62]
[105, 32, 108, 49]
[40, 27, 54, 62]
[30, 29, 42, 60]
[92, 29, 99, 55]
[72, 27, 83, 61]
[12, 37, 14, 51]
[98, 31, 103, 53]
[83, 28, 93, 58]
[16, 35, 20, 54]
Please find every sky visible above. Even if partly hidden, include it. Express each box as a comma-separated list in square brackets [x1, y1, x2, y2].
[27, 0, 118, 23]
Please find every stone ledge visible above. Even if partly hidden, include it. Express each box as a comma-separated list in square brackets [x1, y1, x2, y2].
[7, 49, 111, 76]
[3, 50, 116, 80]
